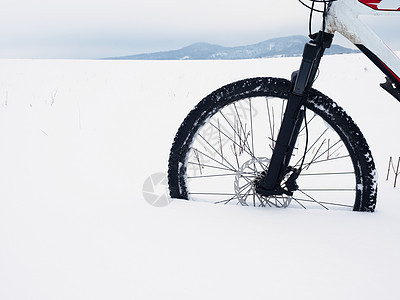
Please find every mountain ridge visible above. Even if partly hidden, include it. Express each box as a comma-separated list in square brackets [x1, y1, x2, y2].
[105, 35, 358, 60]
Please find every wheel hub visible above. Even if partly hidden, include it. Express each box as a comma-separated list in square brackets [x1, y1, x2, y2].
[234, 157, 292, 208]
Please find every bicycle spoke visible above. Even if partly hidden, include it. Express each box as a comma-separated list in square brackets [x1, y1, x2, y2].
[303, 154, 351, 166]
[249, 98, 256, 156]
[188, 147, 237, 173]
[291, 197, 307, 209]
[293, 128, 329, 167]
[299, 171, 354, 176]
[208, 119, 257, 162]
[297, 190, 329, 209]
[266, 97, 276, 149]
[291, 196, 354, 209]
[187, 173, 237, 179]
[218, 111, 255, 158]
[187, 161, 233, 173]
[300, 188, 355, 191]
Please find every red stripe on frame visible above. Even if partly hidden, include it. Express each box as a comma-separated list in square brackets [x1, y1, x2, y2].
[377, 55, 400, 83]
[358, 0, 400, 11]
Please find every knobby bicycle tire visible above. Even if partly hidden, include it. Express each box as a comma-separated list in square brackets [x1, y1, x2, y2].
[168, 77, 377, 211]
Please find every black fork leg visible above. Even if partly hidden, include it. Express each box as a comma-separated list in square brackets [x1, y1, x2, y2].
[256, 31, 334, 196]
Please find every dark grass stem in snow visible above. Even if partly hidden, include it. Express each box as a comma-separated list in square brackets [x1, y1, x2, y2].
[386, 156, 400, 188]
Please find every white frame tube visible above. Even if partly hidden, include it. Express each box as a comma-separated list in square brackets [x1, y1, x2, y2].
[326, 0, 400, 82]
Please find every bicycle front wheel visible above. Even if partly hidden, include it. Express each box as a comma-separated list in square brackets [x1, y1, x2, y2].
[168, 77, 377, 211]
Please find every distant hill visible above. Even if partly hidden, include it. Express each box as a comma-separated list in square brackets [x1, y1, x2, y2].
[105, 35, 358, 60]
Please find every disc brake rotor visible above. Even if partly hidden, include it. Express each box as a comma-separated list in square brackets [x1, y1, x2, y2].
[234, 157, 292, 208]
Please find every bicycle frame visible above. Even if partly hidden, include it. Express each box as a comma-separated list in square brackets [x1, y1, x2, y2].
[257, 0, 400, 197]
[327, 0, 400, 96]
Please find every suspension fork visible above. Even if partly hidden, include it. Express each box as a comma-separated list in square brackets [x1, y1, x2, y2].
[256, 31, 334, 196]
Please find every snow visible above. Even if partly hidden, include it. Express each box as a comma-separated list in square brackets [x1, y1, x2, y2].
[0, 54, 399, 299]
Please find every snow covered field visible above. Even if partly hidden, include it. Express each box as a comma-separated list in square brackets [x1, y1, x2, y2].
[0, 54, 399, 299]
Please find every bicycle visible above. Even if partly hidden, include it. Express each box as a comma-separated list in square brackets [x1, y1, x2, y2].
[167, 0, 400, 212]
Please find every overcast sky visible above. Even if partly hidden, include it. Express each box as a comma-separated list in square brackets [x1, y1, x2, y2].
[0, 0, 399, 59]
